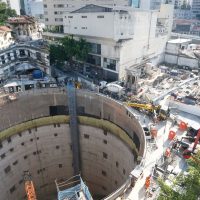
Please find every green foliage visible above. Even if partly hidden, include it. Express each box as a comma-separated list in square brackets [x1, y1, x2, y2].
[0, 2, 17, 25]
[158, 152, 200, 200]
[49, 35, 90, 66]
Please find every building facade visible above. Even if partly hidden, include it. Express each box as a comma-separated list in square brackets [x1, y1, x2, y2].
[60, 4, 173, 85]
[192, 0, 200, 19]
[7, 16, 42, 41]
[0, 26, 13, 51]
[43, 0, 142, 32]
[0, 42, 50, 79]
[24, 0, 44, 20]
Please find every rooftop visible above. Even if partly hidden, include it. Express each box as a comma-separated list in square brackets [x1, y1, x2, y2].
[0, 26, 12, 33]
[7, 16, 36, 24]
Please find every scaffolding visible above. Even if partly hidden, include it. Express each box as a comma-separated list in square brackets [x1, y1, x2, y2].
[55, 175, 93, 200]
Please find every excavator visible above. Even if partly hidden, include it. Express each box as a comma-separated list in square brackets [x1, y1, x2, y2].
[24, 171, 37, 200]
[125, 102, 170, 121]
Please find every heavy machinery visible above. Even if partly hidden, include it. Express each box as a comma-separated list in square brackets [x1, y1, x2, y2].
[24, 171, 37, 200]
[125, 102, 170, 121]
[183, 129, 200, 159]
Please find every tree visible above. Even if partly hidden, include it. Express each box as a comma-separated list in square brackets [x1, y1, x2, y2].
[158, 152, 200, 200]
[49, 36, 90, 67]
[0, 2, 17, 25]
[49, 44, 66, 66]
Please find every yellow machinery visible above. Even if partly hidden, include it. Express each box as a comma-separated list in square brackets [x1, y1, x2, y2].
[125, 102, 169, 120]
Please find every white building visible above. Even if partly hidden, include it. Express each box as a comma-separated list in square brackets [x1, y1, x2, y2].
[0, 26, 13, 51]
[61, 4, 173, 85]
[43, 0, 145, 32]
[0, 0, 21, 15]
[164, 38, 200, 68]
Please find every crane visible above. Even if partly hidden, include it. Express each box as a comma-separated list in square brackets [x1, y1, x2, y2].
[125, 102, 169, 121]
[24, 171, 37, 200]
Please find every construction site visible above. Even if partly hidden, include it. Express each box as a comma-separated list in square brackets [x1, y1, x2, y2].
[0, 65, 200, 200]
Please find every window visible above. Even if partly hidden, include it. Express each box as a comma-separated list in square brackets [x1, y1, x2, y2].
[84, 134, 89, 139]
[123, 169, 126, 175]
[1, 153, 5, 159]
[35, 127, 37, 132]
[68, 16, 73, 18]
[116, 161, 119, 167]
[102, 170, 107, 176]
[37, 137, 39, 140]
[103, 152, 108, 159]
[44, 4, 47, 8]
[45, 18, 49, 22]
[18, 133, 22, 137]
[4, 165, 11, 173]
[24, 155, 28, 159]
[0, 141, 2, 149]
[10, 148, 14, 152]
[54, 133, 58, 137]
[103, 139, 107, 144]
[13, 160, 18, 166]
[56, 145, 60, 149]
[57, 123, 60, 127]
[58, 164, 62, 168]
[9, 185, 16, 193]
[21, 142, 24, 146]
[7, 137, 11, 143]
[54, 4, 64, 8]
[28, 129, 31, 134]
[104, 58, 117, 71]
[103, 130, 107, 136]
[82, 16, 87, 18]
[33, 152, 37, 155]
[30, 139, 33, 142]
[97, 15, 104, 18]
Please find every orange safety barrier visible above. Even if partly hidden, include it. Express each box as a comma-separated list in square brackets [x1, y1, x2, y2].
[168, 130, 176, 140]
[179, 121, 188, 131]
[145, 176, 151, 189]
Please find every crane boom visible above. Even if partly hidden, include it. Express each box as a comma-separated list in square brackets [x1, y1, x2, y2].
[24, 171, 37, 200]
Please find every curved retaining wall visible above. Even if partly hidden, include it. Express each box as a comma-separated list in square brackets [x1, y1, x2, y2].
[0, 88, 146, 199]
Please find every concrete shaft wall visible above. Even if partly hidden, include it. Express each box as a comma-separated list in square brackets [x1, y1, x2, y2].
[0, 89, 145, 199]
[0, 123, 134, 200]
[0, 89, 145, 156]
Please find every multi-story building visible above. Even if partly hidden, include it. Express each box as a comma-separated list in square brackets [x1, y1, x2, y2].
[174, 8, 192, 19]
[43, 0, 147, 32]
[59, 4, 173, 86]
[192, 0, 200, 19]
[0, 26, 13, 51]
[0, 0, 21, 15]
[24, 0, 44, 20]
[7, 16, 42, 41]
[0, 41, 50, 79]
